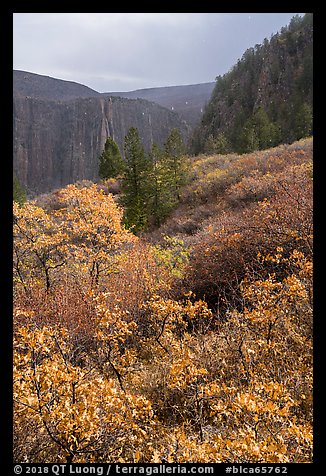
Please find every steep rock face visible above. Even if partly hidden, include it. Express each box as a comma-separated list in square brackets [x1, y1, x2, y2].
[13, 95, 189, 195]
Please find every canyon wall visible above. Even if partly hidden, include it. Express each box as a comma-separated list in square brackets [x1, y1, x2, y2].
[13, 95, 189, 195]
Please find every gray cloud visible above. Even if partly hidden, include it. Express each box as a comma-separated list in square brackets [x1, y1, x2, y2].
[13, 13, 304, 92]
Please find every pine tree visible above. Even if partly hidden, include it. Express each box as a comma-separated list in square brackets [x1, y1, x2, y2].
[147, 143, 176, 228]
[13, 174, 26, 205]
[252, 107, 279, 149]
[99, 137, 124, 180]
[293, 103, 313, 140]
[164, 129, 187, 201]
[120, 127, 150, 234]
[239, 121, 259, 153]
[204, 133, 231, 154]
[239, 107, 280, 153]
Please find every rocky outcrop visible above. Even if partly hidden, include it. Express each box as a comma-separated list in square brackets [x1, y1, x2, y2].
[13, 95, 189, 195]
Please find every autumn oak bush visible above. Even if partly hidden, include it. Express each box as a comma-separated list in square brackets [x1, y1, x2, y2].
[14, 139, 313, 463]
[14, 324, 154, 463]
[175, 140, 312, 308]
[182, 162, 312, 310]
[184, 140, 311, 208]
[150, 139, 312, 239]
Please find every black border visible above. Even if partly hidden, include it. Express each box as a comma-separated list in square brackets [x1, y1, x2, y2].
[2, 5, 14, 475]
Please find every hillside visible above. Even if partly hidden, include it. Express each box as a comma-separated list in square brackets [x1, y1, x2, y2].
[146, 135, 312, 299]
[150, 138, 312, 236]
[14, 139, 313, 463]
[14, 70, 214, 128]
[104, 82, 215, 127]
[191, 13, 313, 154]
[12, 13, 313, 464]
[13, 70, 101, 100]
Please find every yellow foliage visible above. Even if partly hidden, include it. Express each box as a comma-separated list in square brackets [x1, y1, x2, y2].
[13, 180, 312, 463]
[14, 324, 154, 463]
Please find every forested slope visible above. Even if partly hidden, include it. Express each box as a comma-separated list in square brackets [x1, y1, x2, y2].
[191, 14, 313, 154]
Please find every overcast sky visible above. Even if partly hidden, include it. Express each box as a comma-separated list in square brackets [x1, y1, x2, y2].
[13, 13, 304, 92]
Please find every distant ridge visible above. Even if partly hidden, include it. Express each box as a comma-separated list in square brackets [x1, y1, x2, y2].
[13, 70, 101, 101]
[13, 70, 215, 127]
[103, 82, 215, 127]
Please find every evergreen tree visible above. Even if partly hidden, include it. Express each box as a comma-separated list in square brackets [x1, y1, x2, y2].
[253, 107, 274, 149]
[293, 103, 313, 140]
[120, 128, 150, 234]
[13, 174, 26, 205]
[99, 137, 124, 180]
[239, 107, 280, 153]
[164, 129, 187, 201]
[204, 133, 231, 154]
[120, 128, 188, 233]
[239, 121, 259, 153]
[147, 143, 176, 228]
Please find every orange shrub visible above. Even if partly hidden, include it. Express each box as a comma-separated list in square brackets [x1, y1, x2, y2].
[182, 161, 312, 311]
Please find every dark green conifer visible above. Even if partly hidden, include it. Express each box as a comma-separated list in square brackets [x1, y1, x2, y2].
[120, 128, 150, 233]
[99, 137, 124, 179]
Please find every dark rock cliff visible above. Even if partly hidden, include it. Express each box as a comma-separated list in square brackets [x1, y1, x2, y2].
[13, 95, 189, 195]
